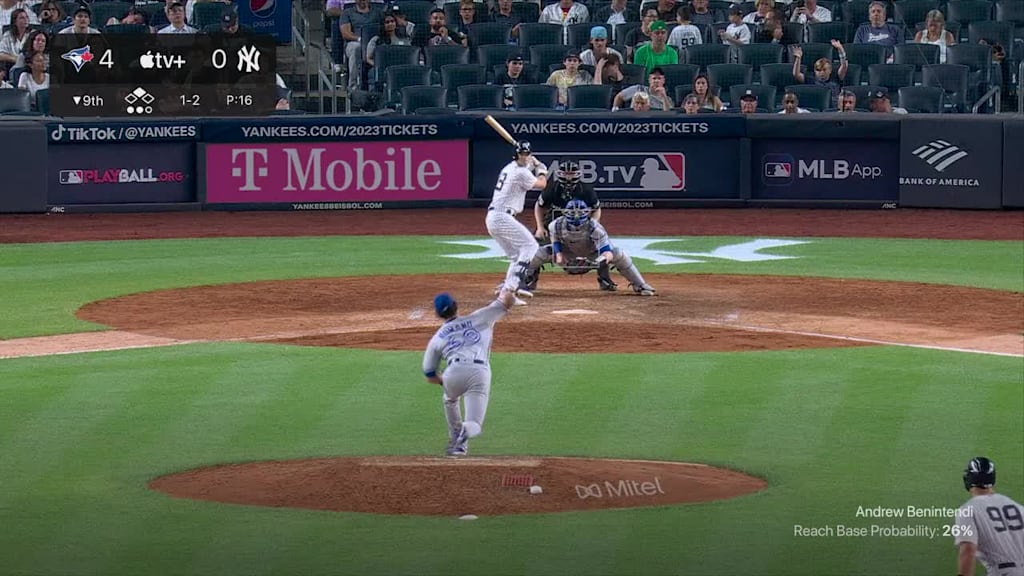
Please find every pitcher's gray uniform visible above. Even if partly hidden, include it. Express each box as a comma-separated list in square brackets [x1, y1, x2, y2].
[486, 141, 548, 298]
[954, 457, 1024, 576]
[525, 199, 656, 295]
[422, 289, 514, 456]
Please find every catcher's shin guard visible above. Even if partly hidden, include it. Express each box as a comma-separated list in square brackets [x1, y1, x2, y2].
[597, 261, 617, 291]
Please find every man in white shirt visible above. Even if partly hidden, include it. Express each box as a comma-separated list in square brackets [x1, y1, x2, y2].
[668, 5, 702, 48]
[719, 6, 750, 46]
[57, 5, 99, 34]
[868, 90, 907, 114]
[954, 457, 1024, 576]
[159, 1, 197, 33]
[790, 0, 831, 24]
[777, 91, 811, 113]
[580, 26, 622, 66]
[598, 0, 629, 26]
[539, 0, 589, 44]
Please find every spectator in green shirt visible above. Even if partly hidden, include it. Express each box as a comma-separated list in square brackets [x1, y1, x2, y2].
[633, 20, 677, 72]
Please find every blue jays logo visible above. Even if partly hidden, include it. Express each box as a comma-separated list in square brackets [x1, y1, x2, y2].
[250, 0, 275, 18]
[60, 46, 94, 72]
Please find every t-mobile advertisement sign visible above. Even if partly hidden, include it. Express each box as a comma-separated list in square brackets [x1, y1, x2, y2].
[48, 143, 195, 205]
[205, 141, 469, 203]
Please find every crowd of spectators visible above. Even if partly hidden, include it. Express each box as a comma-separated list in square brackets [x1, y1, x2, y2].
[0, 0, 292, 113]
[330, 0, 1020, 114]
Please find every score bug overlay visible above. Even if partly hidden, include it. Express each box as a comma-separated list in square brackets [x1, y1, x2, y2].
[50, 33, 277, 117]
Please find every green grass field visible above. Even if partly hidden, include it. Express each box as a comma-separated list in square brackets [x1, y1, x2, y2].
[0, 233, 1021, 576]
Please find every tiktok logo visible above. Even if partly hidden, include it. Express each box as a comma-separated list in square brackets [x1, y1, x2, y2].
[230, 148, 269, 191]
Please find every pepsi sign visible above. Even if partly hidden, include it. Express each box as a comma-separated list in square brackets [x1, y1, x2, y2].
[237, 0, 291, 42]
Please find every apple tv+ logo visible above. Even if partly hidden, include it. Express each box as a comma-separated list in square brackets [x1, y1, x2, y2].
[139, 50, 186, 70]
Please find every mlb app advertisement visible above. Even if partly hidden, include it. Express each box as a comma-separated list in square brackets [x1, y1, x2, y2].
[48, 143, 194, 204]
[752, 139, 899, 201]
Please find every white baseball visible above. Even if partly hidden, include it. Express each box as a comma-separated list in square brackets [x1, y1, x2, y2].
[529, 485, 543, 495]
[459, 514, 478, 520]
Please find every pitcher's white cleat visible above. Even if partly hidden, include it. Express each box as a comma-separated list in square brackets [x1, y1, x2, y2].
[513, 296, 528, 306]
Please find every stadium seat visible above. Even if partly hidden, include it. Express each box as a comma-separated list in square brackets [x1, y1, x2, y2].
[0, 89, 31, 113]
[869, 63, 916, 94]
[793, 42, 834, 65]
[441, 63, 487, 105]
[370, 44, 421, 90]
[996, 0, 1024, 25]
[530, 43, 572, 75]
[893, 0, 940, 28]
[808, 21, 851, 45]
[707, 63, 753, 104]
[841, 62, 864, 86]
[103, 23, 148, 34]
[457, 84, 504, 110]
[401, 85, 447, 114]
[946, 43, 995, 95]
[518, 23, 564, 48]
[947, 1, 996, 39]
[468, 22, 512, 48]
[35, 87, 49, 115]
[385, 64, 431, 108]
[846, 84, 888, 110]
[922, 63, 971, 112]
[425, 44, 470, 83]
[568, 22, 612, 49]
[192, 1, 224, 28]
[844, 43, 888, 69]
[681, 43, 730, 71]
[737, 43, 784, 81]
[894, 43, 940, 82]
[968, 20, 1014, 52]
[394, 0, 434, 27]
[513, 83, 559, 110]
[783, 84, 831, 111]
[89, 1, 131, 25]
[842, 0, 893, 28]
[760, 63, 798, 105]
[478, 44, 522, 71]
[614, 21, 640, 44]
[511, 1, 540, 24]
[620, 63, 648, 86]
[898, 85, 945, 111]
[567, 84, 614, 109]
[730, 84, 777, 111]
[413, 106, 457, 114]
[658, 63, 700, 95]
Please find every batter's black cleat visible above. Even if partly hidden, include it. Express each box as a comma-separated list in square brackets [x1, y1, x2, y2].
[598, 276, 618, 291]
[524, 268, 540, 291]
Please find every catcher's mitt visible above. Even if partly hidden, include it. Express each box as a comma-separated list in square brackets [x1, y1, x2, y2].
[562, 257, 600, 275]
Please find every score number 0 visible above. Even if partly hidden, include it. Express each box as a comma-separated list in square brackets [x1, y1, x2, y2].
[211, 49, 229, 69]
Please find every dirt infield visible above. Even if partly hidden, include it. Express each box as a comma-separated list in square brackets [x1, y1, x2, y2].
[76, 273, 1023, 355]
[149, 456, 768, 516]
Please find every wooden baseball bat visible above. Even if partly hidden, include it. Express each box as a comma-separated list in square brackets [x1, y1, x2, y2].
[484, 115, 517, 147]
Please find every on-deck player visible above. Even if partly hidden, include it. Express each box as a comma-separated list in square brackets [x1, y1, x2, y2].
[486, 140, 548, 303]
[954, 457, 1024, 576]
[422, 286, 517, 457]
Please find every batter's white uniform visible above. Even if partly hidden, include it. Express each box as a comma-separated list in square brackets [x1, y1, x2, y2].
[487, 161, 540, 293]
[422, 298, 509, 449]
[955, 494, 1024, 576]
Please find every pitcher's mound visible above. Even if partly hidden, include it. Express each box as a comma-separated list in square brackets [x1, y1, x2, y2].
[149, 456, 767, 516]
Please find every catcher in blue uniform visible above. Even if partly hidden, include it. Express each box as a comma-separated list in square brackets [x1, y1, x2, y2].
[524, 199, 656, 296]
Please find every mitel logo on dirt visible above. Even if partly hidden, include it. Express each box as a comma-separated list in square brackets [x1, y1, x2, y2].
[58, 169, 185, 185]
[575, 478, 666, 499]
[762, 154, 882, 186]
[537, 152, 685, 192]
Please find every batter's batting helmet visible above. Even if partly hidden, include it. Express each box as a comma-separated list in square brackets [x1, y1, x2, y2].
[564, 199, 590, 227]
[963, 456, 996, 491]
[514, 141, 532, 157]
[434, 293, 458, 319]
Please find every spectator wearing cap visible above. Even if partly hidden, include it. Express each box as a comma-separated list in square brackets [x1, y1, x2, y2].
[719, 6, 751, 46]
[778, 90, 810, 113]
[738, 89, 759, 113]
[689, 0, 719, 28]
[743, 0, 773, 26]
[220, 9, 253, 35]
[593, 52, 625, 92]
[595, 0, 632, 26]
[580, 26, 622, 66]
[853, 1, 902, 48]
[58, 5, 100, 34]
[366, 11, 412, 68]
[490, 0, 520, 39]
[634, 20, 677, 72]
[183, 0, 231, 28]
[792, 40, 847, 108]
[614, 67, 672, 111]
[0, 0, 38, 28]
[339, 0, 382, 90]
[540, 0, 590, 44]
[668, 6, 702, 48]
[546, 49, 593, 106]
[680, 92, 701, 114]
[495, 53, 535, 109]
[159, 2, 197, 33]
[868, 90, 907, 114]
[838, 89, 858, 112]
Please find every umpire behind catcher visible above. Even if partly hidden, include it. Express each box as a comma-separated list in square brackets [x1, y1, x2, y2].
[533, 158, 601, 242]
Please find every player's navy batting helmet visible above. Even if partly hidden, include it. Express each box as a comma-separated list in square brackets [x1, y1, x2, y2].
[556, 159, 580, 185]
[564, 199, 590, 227]
[434, 293, 457, 319]
[963, 457, 996, 491]
[514, 141, 532, 157]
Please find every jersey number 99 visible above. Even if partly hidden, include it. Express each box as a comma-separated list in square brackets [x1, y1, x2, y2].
[986, 505, 1024, 532]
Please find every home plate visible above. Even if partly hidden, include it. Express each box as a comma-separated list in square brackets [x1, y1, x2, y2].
[551, 309, 599, 315]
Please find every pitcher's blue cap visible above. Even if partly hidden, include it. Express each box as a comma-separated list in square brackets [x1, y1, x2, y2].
[434, 293, 456, 317]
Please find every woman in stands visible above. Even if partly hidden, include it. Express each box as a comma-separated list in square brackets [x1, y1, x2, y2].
[913, 9, 956, 63]
[690, 73, 722, 112]
[17, 50, 48, 108]
[37, 0, 69, 34]
[14, 29, 47, 69]
[0, 8, 31, 67]
[365, 12, 412, 69]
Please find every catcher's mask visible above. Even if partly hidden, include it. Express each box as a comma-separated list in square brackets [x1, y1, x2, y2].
[963, 456, 996, 491]
[563, 199, 590, 228]
[556, 159, 581, 185]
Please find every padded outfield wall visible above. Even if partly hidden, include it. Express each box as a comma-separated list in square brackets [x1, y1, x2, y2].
[0, 114, 1021, 213]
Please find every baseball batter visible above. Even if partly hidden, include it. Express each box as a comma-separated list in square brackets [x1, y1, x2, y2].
[954, 457, 1024, 576]
[524, 199, 656, 296]
[486, 141, 549, 301]
[422, 287, 516, 457]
